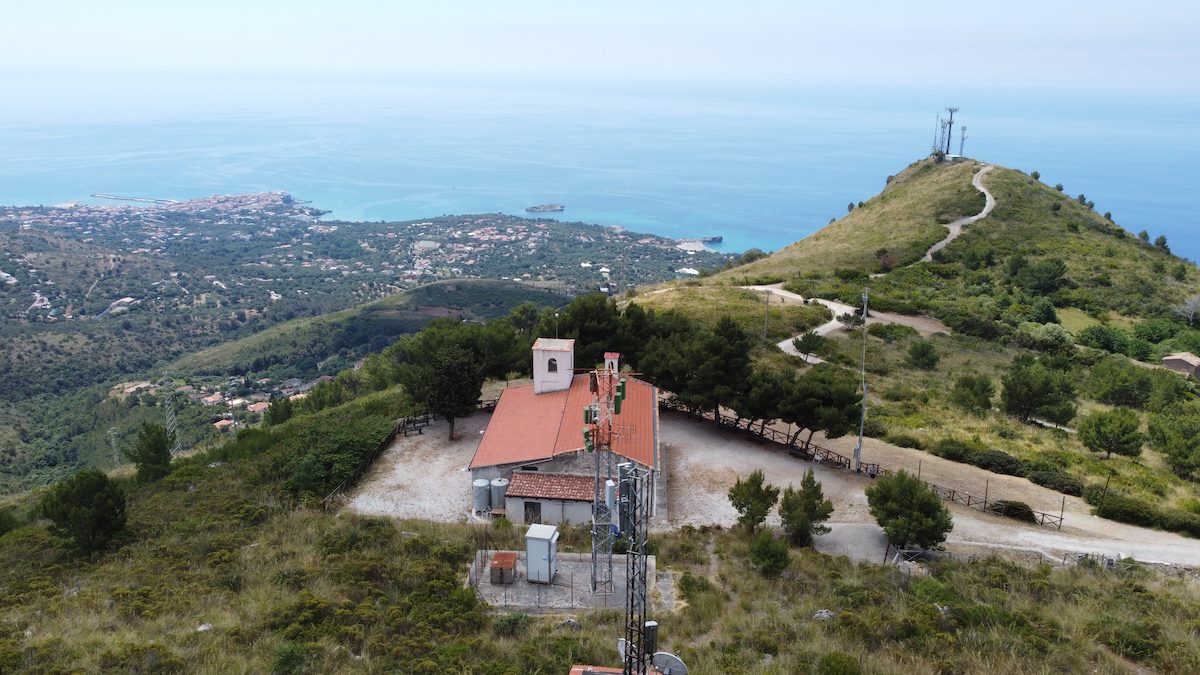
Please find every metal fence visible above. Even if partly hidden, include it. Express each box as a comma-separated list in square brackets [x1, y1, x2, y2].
[659, 397, 1064, 530]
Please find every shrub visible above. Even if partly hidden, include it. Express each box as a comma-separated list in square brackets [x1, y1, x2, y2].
[951, 374, 994, 413]
[1076, 324, 1132, 355]
[885, 433, 923, 450]
[1082, 482, 1106, 506]
[728, 470, 780, 531]
[1084, 356, 1152, 408]
[0, 508, 17, 537]
[749, 530, 790, 576]
[906, 340, 939, 370]
[1078, 408, 1144, 459]
[989, 500, 1037, 523]
[1096, 493, 1161, 528]
[970, 450, 1027, 476]
[817, 652, 863, 675]
[1027, 469, 1083, 496]
[272, 641, 313, 675]
[866, 470, 953, 549]
[677, 571, 713, 602]
[39, 469, 126, 552]
[1013, 322, 1074, 354]
[867, 323, 918, 342]
[931, 437, 978, 462]
[493, 612, 534, 638]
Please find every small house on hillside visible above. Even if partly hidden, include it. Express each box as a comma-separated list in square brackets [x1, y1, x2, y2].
[1162, 352, 1200, 378]
[469, 339, 660, 525]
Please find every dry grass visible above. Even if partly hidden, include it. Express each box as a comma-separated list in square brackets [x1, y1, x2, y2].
[715, 158, 985, 282]
[629, 286, 829, 343]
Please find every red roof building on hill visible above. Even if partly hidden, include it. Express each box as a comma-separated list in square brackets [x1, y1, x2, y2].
[470, 339, 661, 525]
[468, 373, 658, 471]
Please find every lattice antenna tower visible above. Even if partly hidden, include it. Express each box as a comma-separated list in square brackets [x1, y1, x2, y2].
[618, 461, 653, 674]
[943, 107, 959, 154]
[959, 126, 968, 156]
[585, 358, 626, 594]
[108, 427, 121, 468]
[162, 374, 183, 456]
[931, 114, 943, 155]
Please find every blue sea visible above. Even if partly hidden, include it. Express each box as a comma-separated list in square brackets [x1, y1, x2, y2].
[1, 75, 1197, 259]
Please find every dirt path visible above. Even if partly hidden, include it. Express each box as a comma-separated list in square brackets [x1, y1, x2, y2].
[660, 414, 1200, 566]
[741, 284, 950, 363]
[920, 164, 995, 262]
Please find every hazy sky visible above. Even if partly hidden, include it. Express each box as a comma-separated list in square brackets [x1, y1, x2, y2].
[1, 0, 1196, 90]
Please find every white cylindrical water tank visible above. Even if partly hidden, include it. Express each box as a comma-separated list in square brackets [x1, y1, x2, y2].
[473, 478, 491, 512]
[490, 477, 510, 507]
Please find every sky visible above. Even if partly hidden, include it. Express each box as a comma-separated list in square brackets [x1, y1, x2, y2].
[1, 1, 1196, 91]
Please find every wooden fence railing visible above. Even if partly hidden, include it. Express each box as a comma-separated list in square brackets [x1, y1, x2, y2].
[659, 397, 1064, 530]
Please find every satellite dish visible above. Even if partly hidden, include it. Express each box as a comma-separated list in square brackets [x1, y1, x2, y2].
[616, 638, 627, 660]
[652, 652, 688, 675]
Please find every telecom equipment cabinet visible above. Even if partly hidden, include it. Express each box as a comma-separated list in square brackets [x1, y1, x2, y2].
[525, 523, 559, 584]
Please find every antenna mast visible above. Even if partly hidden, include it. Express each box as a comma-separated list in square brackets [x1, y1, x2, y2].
[943, 107, 959, 155]
[959, 126, 967, 156]
[619, 461, 653, 674]
[588, 361, 624, 594]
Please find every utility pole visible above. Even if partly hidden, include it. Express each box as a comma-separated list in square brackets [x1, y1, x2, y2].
[853, 290, 869, 473]
[762, 290, 770, 341]
[108, 427, 121, 468]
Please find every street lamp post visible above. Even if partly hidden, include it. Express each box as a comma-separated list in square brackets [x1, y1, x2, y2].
[853, 290, 868, 473]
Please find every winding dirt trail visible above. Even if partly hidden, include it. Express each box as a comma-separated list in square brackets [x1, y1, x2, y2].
[740, 284, 950, 363]
[920, 164, 995, 262]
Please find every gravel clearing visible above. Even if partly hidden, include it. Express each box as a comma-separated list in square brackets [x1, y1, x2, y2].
[661, 412, 1200, 566]
[347, 407, 1200, 567]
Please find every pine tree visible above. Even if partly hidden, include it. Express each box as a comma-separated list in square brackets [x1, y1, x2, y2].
[727, 469, 779, 531]
[125, 422, 173, 482]
[779, 470, 834, 547]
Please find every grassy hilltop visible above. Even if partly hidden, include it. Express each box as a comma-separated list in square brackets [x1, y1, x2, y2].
[718, 158, 986, 279]
[718, 157, 1193, 321]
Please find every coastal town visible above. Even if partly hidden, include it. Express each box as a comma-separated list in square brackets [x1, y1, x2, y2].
[0, 193, 730, 325]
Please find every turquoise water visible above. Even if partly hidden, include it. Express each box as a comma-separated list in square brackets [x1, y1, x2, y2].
[1, 77, 1196, 258]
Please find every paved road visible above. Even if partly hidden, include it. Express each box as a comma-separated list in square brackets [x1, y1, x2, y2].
[920, 164, 996, 262]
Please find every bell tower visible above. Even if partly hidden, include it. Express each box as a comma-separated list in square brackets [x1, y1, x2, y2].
[532, 338, 575, 394]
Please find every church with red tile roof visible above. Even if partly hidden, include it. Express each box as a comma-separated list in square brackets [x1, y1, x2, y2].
[469, 339, 660, 525]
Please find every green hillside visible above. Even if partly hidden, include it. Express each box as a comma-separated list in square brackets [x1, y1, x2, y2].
[168, 279, 569, 377]
[1, 319, 1197, 673]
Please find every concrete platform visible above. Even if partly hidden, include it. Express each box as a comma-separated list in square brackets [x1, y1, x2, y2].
[469, 550, 669, 613]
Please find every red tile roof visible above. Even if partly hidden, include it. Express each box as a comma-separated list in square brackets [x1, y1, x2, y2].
[469, 374, 657, 470]
[505, 472, 599, 502]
